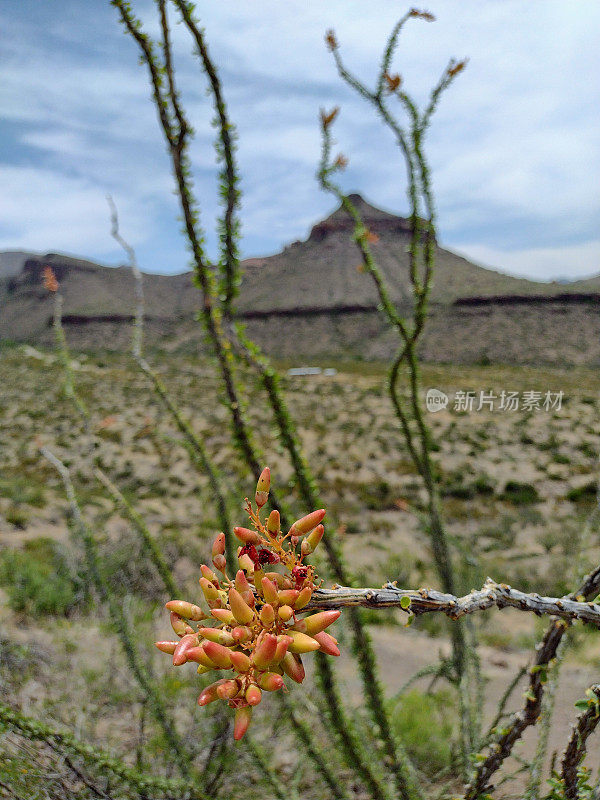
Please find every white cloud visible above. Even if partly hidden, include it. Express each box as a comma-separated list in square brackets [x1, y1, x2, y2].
[0, 165, 148, 254]
[1, 1, 599, 278]
[451, 240, 600, 282]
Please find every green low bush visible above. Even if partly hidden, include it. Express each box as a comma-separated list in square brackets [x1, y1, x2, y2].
[0, 538, 82, 617]
[388, 688, 456, 775]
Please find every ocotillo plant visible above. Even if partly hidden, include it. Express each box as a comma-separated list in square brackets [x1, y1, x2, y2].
[156, 468, 343, 741]
[4, 5, 599, 800]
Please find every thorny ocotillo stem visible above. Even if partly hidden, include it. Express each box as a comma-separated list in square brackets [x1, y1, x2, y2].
[107, 194, 235, 566]
[110, 5, 394, 796]
[0, 701, 209, 800]
[464, 562, 600, 798]
[38, 444, 195, 776]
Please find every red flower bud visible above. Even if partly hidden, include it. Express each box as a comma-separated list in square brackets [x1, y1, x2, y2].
[229, 650, 251, 672]
[231, 626, 252, 643]
[233, 706, 252, 740]
[217, 679, 241, 700]
[278, 605, 294, 622]
[200, 564, 218, 584]
[266, 509, 280, 536]
[251, 633, 278, 669]
[278, 589, 300, 606]
[155, 641, 177, 655]
[261, 577, 279, 606]
[170, 612, 194, 637]
[173, 633, 198, 666]
[165, 600, 205, 621]
[233, 527, 262, 545]
[257, 672, 285, 692]
[293, 610, 340, 636]
[212, 532, 226, 558]
[281, 652, 305, 683]
[229, 588, 255, 625]
[314, 631, 341, 657]
[259, 603, 275, 627]
[202, 640, 232, 669]
[289, 509, 326, 536]
[294, 586, 313, 609]
[245, 684, 262, 706]
[211, 608, 236, 625]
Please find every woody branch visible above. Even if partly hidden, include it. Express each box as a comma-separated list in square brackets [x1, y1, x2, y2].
[306, 577, 600, 627]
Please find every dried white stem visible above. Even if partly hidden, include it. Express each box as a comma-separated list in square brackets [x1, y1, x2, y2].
[107, 195, 144, 359]
[306, 577, 600, 627]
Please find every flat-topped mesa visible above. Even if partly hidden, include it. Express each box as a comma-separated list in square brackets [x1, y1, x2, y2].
[308, 193, 423, 242]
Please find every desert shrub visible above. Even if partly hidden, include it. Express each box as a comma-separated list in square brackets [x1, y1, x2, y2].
[389, 689, 457, 775]
[501, 481, 540, 505]
[0, 538, 81, 617]
[567, 481, 597, 504]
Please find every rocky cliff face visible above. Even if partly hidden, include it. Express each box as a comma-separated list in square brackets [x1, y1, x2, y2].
[1, 195, 598, 364]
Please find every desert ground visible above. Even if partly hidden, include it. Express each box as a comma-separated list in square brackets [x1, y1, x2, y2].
[1, 343, 599, 797]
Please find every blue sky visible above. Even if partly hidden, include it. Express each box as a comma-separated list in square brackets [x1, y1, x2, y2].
[1, 1, 599, 280]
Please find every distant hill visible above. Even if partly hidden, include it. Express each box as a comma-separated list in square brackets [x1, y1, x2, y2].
[1, 195, 598, 364]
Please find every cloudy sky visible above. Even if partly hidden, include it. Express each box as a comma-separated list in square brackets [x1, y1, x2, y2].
[2, 1, 599, 281]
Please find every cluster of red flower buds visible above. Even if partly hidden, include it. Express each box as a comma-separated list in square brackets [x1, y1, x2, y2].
[155, 468, 341, 741]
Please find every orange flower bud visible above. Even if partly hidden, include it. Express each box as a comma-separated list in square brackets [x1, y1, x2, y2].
[229, 588, 255, 625]
[255, 467, 270, 508]
[199, 577, 219, 602]
[288, 631, 320, 654]
[200, 565, 218, 584]
[325, 29, 338, 51]
[233, 526, 261, 545]
[211, 608, 236, 625]
[252, 567, 265, 591]
[261, 577, 279, 606]
[165, 600, 205, 621]
[266, 571, 286, 588]
[198, 627, 235, 647]
[212, 532, 226, 558]
[320, 106, 340, 129]
[257, 672, 285, 692]
[173, 633, 198, 666]
[217, 679, 241, 700]
[278, 605, 294, 622]
[294, 586, 313, 609]
[289, 509, 326, 537]
[42, 265, 58, 292]
[198, 682, 220, 706]
[238, 553, 255, 572]
[281, 652, 305, 683]
[202, 641, 233, 669]
[212, 553, 227, 572]
[273, 634, 293, 663]
[245, 684, 262, 706]
[251, 633, 278, 669]
[266, 510, 280, 536]
[155, 641, 177, 655]
[235, 569, 251, 592]
[259, 603, 275, 627]
[231, 626, 252, 643]
[233, 706, 252, 741]
[314, 631, 341, 657]
[186, 645, 216, 668]
[293, 610, 340, 636]
[170, 611, 194, 637]
[305, 524, 324, 552]
[229, 650, 251, 672]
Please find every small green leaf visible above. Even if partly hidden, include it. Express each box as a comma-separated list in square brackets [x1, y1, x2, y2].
[400, 595, 411, 610]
